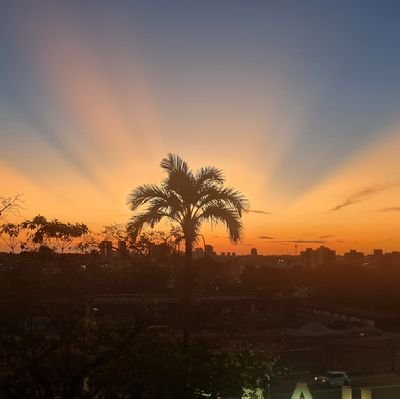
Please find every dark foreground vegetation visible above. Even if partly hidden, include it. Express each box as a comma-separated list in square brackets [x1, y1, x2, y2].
[1, 245, 400, 398]
[0, 307, 278, 398]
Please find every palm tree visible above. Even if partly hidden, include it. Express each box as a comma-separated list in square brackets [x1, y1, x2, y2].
[127, 154, 248, 342]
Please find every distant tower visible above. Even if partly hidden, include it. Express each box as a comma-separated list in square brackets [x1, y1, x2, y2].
[118, 240, 128, 255]
[373, 249, 383, 257]
[100, 240, 113, 261]
[251, 248, 258, 256]
[204, 244, 214, 256]
[193, 247, 204, 259]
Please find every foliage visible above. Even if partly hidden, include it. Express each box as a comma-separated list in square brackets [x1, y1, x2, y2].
[91, 331, 280, 398]
[0, 194, 23, 219]
[94, 335, 279, 398]
[77, 232, 101, 254]
[131, 229, 181, 258]
[101, 223, 128, 244]
[0, 309, 146, 399]
[0, 309, 279, 399]
[21, 215, 89, 253]
[0, 223, 23, 253]
[127, 154, 249, 246]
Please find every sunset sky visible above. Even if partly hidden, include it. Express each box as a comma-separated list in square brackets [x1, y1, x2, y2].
[1, 1, 400, 255]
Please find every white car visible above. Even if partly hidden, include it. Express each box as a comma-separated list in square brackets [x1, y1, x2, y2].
[314, 371, 350, 386]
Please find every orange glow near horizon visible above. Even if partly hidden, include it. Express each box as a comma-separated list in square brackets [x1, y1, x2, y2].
[2, 103, 400, 255]
[2, 126, 400, 255]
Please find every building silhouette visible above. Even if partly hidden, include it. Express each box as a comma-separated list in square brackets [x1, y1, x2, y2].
[99, 240, 113, 261]
[300, 246, 336, 267]
[193, 247, 204, 259]
[344, 249, 364, 265]
[118, 240, 128, 255]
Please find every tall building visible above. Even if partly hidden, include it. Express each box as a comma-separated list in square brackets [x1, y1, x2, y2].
[204, 244, 214, 256]
[300, 246, 336, 267]
[250, 248, 258, 256]
[382, 251, 400, 267]
[344, 249, 364, 265]
[373, 249, 383, 257]
[300, 248, 314, 267]
[371, 249, 384, 267]
[193, 247, 204, 259]
[118, 240, 128, 255]
[315, 245, 336, 265]
[100, 240, 113, 261]
[203, 244, 217, 258]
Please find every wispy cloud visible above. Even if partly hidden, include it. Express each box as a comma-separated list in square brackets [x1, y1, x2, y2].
[250, 209, 271, 215]
[378, 207, 400, 212]
[331, 184, 399, 211]
[278, 240, 326, 244]
[272, 239, 345, 244]
[258, 236, 275, 240]
[320, 234, 334, 239]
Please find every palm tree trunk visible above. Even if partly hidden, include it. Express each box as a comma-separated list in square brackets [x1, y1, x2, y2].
[181, 236, 193, 398]
[183, 236, 192, 351]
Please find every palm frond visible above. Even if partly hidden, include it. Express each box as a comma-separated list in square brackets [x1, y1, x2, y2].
[198, 205, 244, 243]
[160, 153, 191, 175]
[194, 166, 224, 186]
[147, 197, 183, 222]
[196, 186, 249, 216]
[127, 209, 166, 240]
[127, 184, 172, 211]
[218, 186, 249, 215]
[127, 154, 248, 247]
[161, 154, 197, 203]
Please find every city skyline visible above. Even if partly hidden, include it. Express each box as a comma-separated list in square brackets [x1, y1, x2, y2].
[1, 1, 400, 254]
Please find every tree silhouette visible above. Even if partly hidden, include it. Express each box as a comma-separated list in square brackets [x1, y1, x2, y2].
[0, 223, 22, 253]
[21, 215, 89, 253]
[127, 154, 248, 344]
[0, 194, 23, 219]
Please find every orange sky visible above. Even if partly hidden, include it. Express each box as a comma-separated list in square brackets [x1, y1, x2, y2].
[2, 129, 400, 255]
[1, 2, 400, 255]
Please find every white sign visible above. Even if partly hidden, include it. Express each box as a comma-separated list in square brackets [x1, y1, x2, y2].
[290, 383, 313, 399]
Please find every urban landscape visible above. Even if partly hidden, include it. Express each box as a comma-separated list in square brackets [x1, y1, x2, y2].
[1, 1, 400, 398]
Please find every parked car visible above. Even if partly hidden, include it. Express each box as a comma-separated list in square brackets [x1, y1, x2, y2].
[314, 371, 350, 386]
